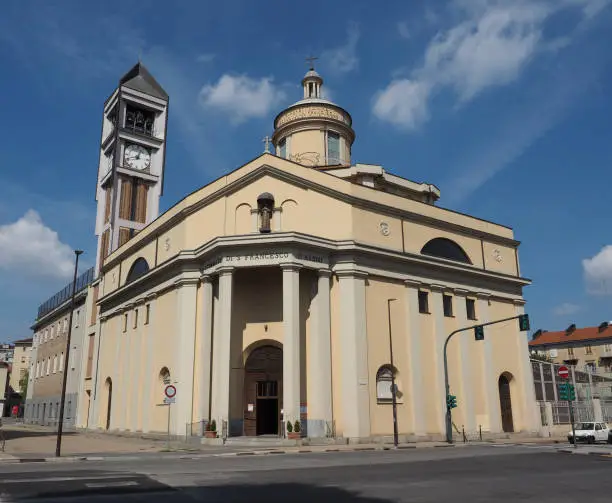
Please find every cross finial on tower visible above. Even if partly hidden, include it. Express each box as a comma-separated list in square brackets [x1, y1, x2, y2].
[262, 135, 272, 153]
[305, 55, 318, 70]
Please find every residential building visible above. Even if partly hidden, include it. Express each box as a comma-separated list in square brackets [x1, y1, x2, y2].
[25, 267, 94, 426]
[529, 322, 612, 376]
[9, 338, 33, 398]
[76, 62, 540, 441]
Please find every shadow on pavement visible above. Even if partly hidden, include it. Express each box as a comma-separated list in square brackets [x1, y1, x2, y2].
[1, 428, 77, 440]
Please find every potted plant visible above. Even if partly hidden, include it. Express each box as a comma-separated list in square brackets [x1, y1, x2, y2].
[287, 419, 301, 440]
[205, 419, 217, 438]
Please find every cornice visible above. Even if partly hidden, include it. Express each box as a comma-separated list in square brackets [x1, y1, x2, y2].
[97, 233, 530, 313]
[404, 279, 422, 288]
[100, 163, 519, 271]
[453, 288, 469, 296]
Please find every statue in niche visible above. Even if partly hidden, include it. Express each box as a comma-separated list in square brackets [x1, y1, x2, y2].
[257, 192, 275, 233]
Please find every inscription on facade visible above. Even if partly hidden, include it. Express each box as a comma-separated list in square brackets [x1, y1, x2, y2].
[202, 250, 326, 270]
[276, 106, 350, 128]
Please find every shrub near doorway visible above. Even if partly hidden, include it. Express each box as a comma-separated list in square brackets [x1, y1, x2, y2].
[205, 419, 217, 438]
[287, 420, 301, 440]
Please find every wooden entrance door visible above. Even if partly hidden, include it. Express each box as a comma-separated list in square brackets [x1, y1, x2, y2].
[244, 345, 282, 436]
[498, 374, 514, 433]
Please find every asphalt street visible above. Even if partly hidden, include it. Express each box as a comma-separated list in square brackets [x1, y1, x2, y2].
[0, 444, 609, 502]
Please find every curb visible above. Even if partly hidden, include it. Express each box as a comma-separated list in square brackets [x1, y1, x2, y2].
[557, 448, 612, 458]
[0, 443, 456, 464]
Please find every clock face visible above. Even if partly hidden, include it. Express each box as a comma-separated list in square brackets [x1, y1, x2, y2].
[124, 144, 151, 170]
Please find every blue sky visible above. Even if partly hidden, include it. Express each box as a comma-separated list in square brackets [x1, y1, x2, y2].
[1, 0, 612, 341]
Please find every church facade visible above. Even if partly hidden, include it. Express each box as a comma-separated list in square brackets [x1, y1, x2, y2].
[76, 64, 540, 441]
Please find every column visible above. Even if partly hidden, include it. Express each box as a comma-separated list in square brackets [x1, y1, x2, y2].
[478, 293, 501, 433]
[282, 263, 301, 426]
[141, 294, 156, 433]
[198, 275, 214, 433]
[173, 276, 199, 436]
[513, 300, 540, 432]
[430, 285, 447, 434]
[308, 269, 333, 437]
[211, 267, 233, 430]
[404, 280, 425, 436]
[337, 270, 371, 440]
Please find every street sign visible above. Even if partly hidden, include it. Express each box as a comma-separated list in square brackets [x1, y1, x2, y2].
[558, 366, 570, 380]
[163, 397, 176, 405]
[164, 384, 177, 399]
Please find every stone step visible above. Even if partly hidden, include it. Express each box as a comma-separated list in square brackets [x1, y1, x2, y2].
[223, 436, 297, 447]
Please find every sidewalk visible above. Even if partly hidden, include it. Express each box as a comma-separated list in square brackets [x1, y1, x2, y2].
[0, 423, 569, 465]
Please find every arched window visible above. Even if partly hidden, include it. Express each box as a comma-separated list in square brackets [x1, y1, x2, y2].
[421, 238, 472, 264]
[125, 258, 150, 284]
[376, 365, 395, 402]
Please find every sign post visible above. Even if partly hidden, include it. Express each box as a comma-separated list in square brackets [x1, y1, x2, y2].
[558, 366, 576, 449]
[164, 385, 177, 450]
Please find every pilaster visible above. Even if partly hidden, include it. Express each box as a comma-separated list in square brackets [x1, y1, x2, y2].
[454, 288, 476, 432]
[404, 279, 425, 436]
[476, 292, 501, 433]
[513, 299, 540, 432]
[430, 284, 447, 434]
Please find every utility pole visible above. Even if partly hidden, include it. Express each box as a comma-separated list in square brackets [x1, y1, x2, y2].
[443, 313, 530, 444]
[55, 249, 83, 457]
[387, 298, 399, 448]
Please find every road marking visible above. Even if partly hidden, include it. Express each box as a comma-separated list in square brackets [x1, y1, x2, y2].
[0, 475, 138, 484]
[85, 481, 139, 489]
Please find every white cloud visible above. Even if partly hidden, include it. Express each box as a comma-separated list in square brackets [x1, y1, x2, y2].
[553, 302, 582, 316]
[0, 210, 74, 279]
[372, 0, 608, 129]
[397, 21, 411, 39]
[372, 79, 431, 129]
[322, 22, 360, 74]
[583, 245, 612, 295]
[199, 74, 286, 124]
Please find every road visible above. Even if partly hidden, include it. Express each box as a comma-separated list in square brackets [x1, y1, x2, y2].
[0, 444, 609, 502]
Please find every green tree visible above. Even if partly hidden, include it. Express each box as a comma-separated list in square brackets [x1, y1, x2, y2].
[18, 370, 29, 396]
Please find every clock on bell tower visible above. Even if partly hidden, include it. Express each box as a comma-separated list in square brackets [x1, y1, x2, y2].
[94, 62, 169, 275]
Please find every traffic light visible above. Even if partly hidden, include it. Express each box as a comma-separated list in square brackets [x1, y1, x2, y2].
[474, 325, 484, 341]
[518, 314, 530, 331]
[446, 394, 457, 409]
[558, 383, 568, 400]
[568, 384, 576, 401]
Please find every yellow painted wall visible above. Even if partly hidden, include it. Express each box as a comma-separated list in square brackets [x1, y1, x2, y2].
[365, 278, 411, 435]
[352, 208, 404, 252]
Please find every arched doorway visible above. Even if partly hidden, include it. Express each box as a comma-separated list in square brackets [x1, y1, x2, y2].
[243, 344, 282, 436]
[104, 378, 113, 430]
[498, 373, 514, 433]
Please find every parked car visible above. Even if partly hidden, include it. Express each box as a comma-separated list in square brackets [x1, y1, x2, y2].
[568, 422, 610, 444]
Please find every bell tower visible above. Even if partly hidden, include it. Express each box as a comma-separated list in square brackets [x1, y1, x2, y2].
[94, 62, 169, 275]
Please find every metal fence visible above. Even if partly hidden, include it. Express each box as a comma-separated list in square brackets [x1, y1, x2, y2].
[550, 400, 594, 425]
[602, 400, 612, 422]
[531, 359, 612, 403]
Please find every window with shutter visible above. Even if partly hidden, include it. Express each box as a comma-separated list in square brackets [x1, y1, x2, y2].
[119, 179, 133, 219]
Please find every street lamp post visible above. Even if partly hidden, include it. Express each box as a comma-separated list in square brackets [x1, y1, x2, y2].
[387, 298, 399, 448]
[55, 249, 83, 457]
